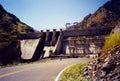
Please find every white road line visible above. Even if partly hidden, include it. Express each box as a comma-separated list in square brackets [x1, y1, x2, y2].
[55, 63, 79, 81]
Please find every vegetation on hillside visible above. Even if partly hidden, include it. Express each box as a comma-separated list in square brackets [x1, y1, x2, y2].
[0, 4, 35, 37]
[0, 4, 36, 65]
[59, 62, 88, 81]
[102, 31, 120, 53]
[76, 0, 120, 30]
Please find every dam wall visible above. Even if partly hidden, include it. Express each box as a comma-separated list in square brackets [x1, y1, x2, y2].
[31, 31, 46, 61]
[60, 27, 113, 55]
[64, 36, 105, 56]
[20, 27, 113, 61]
[62, 27, 113, 37]
[43, 29, 60, 57]
[20, 39, 40, 60]
[20, 29, 61, 61]
[20, 32, 41, 39]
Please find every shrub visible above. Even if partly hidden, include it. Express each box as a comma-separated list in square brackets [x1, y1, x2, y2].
[102, 32, 120, 53]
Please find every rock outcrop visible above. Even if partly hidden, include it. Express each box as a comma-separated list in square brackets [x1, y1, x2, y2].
[84, 45, 120, 81]
[71, 0, 120, 30]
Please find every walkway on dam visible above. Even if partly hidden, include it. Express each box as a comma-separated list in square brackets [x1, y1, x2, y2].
[0, 58, 90, 81]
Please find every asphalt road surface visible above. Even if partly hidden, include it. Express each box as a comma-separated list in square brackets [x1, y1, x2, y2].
[0, 58, 90, 81]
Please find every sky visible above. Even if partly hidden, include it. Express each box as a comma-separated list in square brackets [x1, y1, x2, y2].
[0, 0, 109, 31]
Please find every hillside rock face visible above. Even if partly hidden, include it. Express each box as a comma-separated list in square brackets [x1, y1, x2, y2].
[112, 25, 120, 33]
[0, 4, 36, 65]
[84, 45, 120, 81]
[77, 0, 120, 29]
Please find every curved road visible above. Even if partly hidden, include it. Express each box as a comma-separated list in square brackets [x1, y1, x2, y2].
[0, 58, 90, 81]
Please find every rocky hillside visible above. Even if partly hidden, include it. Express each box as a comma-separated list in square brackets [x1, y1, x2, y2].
[0, 4, 37, 65]
[83, 26, 120, 81]
[76, 0, 120, 29]
[80, 0, 120, 79]
[0, 4, 36, 40]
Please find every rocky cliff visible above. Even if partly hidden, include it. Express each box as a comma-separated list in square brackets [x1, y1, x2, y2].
[76, 0, 120, 29]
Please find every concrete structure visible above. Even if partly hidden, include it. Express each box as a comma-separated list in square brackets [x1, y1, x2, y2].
[20, 39, 40, 59]
[66, 36, 104, 56]
[20, 27, 113, 61]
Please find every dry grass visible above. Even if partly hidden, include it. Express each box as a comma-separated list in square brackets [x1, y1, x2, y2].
[102, 32, 120, 53]
[59, 62, 88, 81]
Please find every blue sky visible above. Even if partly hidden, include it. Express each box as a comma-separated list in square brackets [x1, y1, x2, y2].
[0, 0, 109, 31]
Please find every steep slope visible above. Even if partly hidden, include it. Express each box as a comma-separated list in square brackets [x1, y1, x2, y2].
[77, 0, 120, 29]
[0, 4, 36, 65]
[0, 4, 35, 37]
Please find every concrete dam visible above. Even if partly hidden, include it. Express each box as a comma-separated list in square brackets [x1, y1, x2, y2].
[20, 27, 113, 61]
[20, 29, 61, 61]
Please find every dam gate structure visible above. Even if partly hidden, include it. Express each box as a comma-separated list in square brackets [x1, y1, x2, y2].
[20, 27, 113, 61]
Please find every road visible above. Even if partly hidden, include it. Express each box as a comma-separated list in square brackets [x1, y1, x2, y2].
[0, 58, 90, 81]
